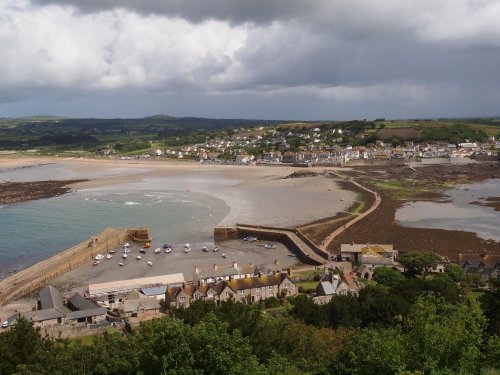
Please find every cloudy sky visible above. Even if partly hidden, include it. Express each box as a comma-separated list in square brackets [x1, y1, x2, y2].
[0, 0, 499, 120]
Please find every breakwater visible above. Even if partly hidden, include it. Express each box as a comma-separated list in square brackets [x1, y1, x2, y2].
[0, 227, 149, 306]
[214, 224, 328, 265]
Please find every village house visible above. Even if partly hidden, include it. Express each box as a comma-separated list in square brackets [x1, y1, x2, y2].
[313, 273, 358, 304]
[17, 285, 107, 328]
[165, 271, 297, 308]
[192, 261, 282, 285]
[458, 253, 500, 281]
[88, 274, 184, 309]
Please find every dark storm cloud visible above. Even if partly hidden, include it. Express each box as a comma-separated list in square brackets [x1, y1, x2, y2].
[1, 0, 500, 119]
[31, 0, 316, 24]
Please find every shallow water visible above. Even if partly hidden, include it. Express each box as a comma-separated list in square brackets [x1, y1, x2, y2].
[396, 179, 500, 241]
[0, 164, 229, 279]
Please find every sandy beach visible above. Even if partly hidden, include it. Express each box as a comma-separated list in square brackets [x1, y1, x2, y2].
[1, 157, 356, 228]
[0, 156, 354, 303]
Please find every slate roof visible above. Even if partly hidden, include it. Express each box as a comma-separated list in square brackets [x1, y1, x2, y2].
[39, 285, 65, 312]
[23, 308, 65, 322]
[141, 286, 168, 297]
[68, 293, 100, 311]
[66, 308, 107, 320]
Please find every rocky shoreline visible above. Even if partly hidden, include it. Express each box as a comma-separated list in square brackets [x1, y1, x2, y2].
[327, 162, 500, 258]
[0, 180, 87, 205]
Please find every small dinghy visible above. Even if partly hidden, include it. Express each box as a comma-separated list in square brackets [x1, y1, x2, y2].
[136, 255, 142, 260]
[154, 248, 161, 254]
[147, 261, 153, 266]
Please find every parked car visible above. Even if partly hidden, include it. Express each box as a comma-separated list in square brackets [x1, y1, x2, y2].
[1, 320, 9, 328]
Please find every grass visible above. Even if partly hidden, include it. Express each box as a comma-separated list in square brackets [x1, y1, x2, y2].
[297, 281, 318, 291]
[292, 270, 320, 278]
[467, 291, 484, 314]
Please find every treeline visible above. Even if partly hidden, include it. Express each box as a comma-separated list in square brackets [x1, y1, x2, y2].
[421, 123, 489, 144]
[1, 262, 499, 375]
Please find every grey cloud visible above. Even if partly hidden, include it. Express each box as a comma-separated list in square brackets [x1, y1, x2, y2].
[31, 0, 316, 24]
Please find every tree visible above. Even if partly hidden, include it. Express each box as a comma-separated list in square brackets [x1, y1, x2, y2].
[444, 263, 466, 283]
[480, 288, 500, 336]
[397, 251, 441, 277]
[131, 317, 196, 375]
[190, 314, 261, 375]
[373, 267, 405, 288]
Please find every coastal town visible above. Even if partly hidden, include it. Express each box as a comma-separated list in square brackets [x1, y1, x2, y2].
[108, 122, 500, 165]
[1, 220, 498, 338]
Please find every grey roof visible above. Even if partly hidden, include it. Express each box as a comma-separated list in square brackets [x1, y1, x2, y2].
[141, 286, 167, 296]
[318, 281, 336, 296]
[68, 293, 100, 311]
[23, 308, 65, 322]
[66, 308, 107, 320]
[39, 285, 65, 312]
[123, 297, 161, 312]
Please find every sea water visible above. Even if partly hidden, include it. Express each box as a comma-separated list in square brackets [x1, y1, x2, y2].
[0, 164, 229, 279]
[396, 179, 500, 241]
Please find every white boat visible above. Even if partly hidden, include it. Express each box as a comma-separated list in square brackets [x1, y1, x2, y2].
[93, 261, 100, 266]
[184, 243, 191, 253]
[147, 261, 153, 266]
[106, 254, 113, 260]
[95, 254, 104, 261]
[202, 246, 208, 252]
[154, 247, 161, 254]
[213, 246, 219, 252]
[118, 262, 124, 267]
[123, 242, 130, 248]
[288, 252, 296, 257]
[264, 243, 276, 249]
[124, 248, 131, 253]
[221, 253, 226, 258]
[109, 249, 117, 254]
[122, 253, 128, 259]
[165, 247, 172, 254]
[136, 255, 142, 260]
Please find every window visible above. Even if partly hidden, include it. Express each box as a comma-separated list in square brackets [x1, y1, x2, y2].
[208, 293, 213, 298]
[270, 293, 274, 297]
[256, 287, 261, 292]
[240, 290, 245, 294]
[226, 291, 231, 297]
[258, 295, 262, 300]
[268, 286, 273, 290]
[194, 294, 199, 300]
[180, 296, 185, 302]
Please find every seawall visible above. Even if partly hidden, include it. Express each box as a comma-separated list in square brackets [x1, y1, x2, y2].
[0, 227, 148, 306]
[215, 224, 327, 266]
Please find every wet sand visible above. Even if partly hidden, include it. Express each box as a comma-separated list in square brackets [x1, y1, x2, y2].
[0, 157, 352, 296]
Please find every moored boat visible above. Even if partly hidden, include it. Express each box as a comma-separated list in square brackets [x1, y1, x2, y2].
[213, 246, 219, 252]
[202, 246, 208, 252]
[165, 247, 172, 254]
[136, 255, 142, 260]
[154, 248, 161, 254]
[106, 254, 113, 259]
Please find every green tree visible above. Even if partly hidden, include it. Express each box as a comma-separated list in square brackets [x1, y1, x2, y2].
[190, 314, 261, 375]
[131, 317, 196, 375]
[480, 288, 500, 335]
[444, 263, 466, 283]
[397, 251, 441, 277]
[373, 267, 406, 288]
